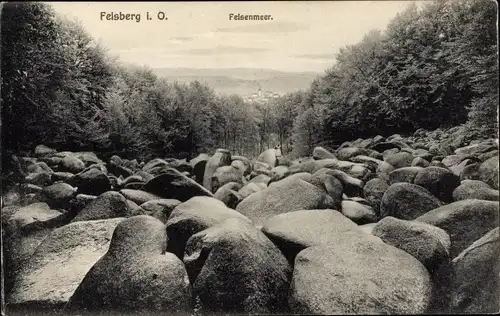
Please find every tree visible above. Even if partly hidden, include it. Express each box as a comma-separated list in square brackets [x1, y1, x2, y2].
[442, 0, 498, 135]
[1, 2, 66, 161]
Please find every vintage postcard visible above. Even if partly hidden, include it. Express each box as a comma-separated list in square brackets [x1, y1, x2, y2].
[1, 1, 499, 315]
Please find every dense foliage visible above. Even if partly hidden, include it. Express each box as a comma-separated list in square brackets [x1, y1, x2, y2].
[284, 0, 498, 156]
[1, 3, 113, 163]
[0, 2, 262, 167]
[1, 0, 497, 168]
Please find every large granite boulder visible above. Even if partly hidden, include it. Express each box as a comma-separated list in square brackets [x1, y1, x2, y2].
[413, 166, 461, 202]
[237, 182, 267, 200]
[314, 168, 364, 197]
[478, 156, 499, 189]
[6, 218, 124, 310]
[376, 161, 396, 182]
[236, 173, 335, 226]
[380, 183, 442, 220]
[119, 189, 162, 205]
[388, 167, 424, 184]
[142, 158, 169, 173]
[363, 178, 389, 215]
[68, 216, 192, 313]
[66, 168, 111, 196]
[416, 199, 499, 258]
[71, 191, 138, 222]
[384, 151, 414, 169]
[3, 202, 69, 235]
[459, 163, 481, 181]
[41, 182, 77, 209]
[142, 167, 213, 202]
[453, 180, 499, 201]
[372, 216, 453, 312]
[312, 146, 336, 160]
[184, 218, 290, 314]
[190, 154, 210, 184]
[203, 149, 231, 191]
[337, 147, 368, 160]
[211, 165, 244, 192]
[139, 199, 181, 223]
[213, 182, 243, 209]
[289, 232, 433, 314]
[257, 147, 280, 167]
[373, 217, 451, 272]
[60, 155, 85, 173]
[249, 174, 271, 185]
[166, 196, 251, 258]
[340, 200, 377, 224]
[449, 227, 499, 313]
[261, 209, 362, 263]
[2, 203, 70, 294]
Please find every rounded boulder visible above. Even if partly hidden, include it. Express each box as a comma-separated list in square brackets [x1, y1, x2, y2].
[68, 215, 192, 313]
[380, 183, 442, 220]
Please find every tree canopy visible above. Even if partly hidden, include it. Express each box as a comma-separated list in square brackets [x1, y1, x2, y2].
[1, 0, 497, 168]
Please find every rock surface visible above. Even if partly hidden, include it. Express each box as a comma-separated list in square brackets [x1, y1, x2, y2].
[143, 167, 213, 201]
[68, 216, 192, 313]
[166, 196, 251, 258]
[340, 200, 378, 224]
[380, 183, 442, 220]
[119, 189, 162, 205]
[478, 156, 499, 189]
[139, 199, 181, 223]
[6, 218, 124, 309]
[453, 180, 499, 201]
[67, 168, 111, 196]
[4, 202, 68, 234]
[372, 216, 451, 273]
[289, 232, 433, 314]
[262, 209, 362, 262]
[449, 227, 500, 313]
[388, 166, 423, 184]
[363, 178, 389, 215]
[203, 149, 231, 192]
[71, 191, 135, 222]
[236, 173, 335, 226]
[4, 133, 499, 315]
[416, 199, 499, 258]
[41, 182, 77, 208]
[413, 166, 461, 202]
[184, 218, 290, 313]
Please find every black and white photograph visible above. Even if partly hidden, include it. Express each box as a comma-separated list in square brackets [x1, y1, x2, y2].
[1, 1, 499, 315]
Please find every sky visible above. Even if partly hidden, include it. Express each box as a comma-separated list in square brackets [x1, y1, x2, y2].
[47, 1, 417, 73]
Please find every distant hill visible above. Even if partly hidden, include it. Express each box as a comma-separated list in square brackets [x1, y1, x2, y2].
[151, 67, 322, 96]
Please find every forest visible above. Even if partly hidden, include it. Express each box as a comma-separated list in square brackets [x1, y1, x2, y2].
[1, 0, 498, 170]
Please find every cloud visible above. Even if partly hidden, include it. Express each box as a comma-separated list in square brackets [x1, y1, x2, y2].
[169, 36, 194, 43]
[199, 32, 216, 39]
[179, 45, 270, 55]
[294, 53, 335, 60]
[216, 21, 308, 33]
[112, 47, 159, 54]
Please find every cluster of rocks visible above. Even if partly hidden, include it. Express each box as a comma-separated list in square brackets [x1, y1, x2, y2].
[2, 127, 499, 315]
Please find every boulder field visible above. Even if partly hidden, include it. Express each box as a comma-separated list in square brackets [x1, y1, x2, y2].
[2, 129, 499, 314]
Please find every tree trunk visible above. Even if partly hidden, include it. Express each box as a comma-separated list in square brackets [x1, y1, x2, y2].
[279, 132, 283, 152]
